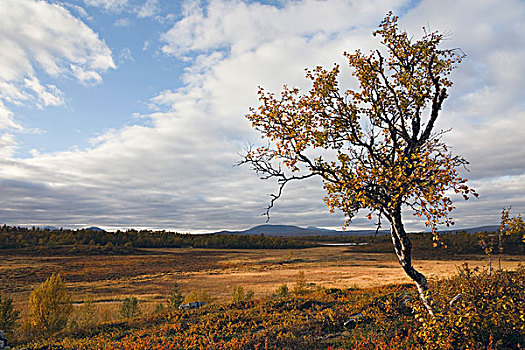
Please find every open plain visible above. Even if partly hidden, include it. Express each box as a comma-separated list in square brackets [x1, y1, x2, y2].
[2, 246, 523, 320]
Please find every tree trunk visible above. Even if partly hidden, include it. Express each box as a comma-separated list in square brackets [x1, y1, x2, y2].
[389, 207, 437, 317]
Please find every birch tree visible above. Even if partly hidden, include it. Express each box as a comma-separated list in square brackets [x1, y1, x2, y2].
[241, 12, 477, 316]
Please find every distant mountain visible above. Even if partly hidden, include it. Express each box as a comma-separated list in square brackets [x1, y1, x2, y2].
[213, 224, 500, 237]
[213, 224, 389, 237]
[441, 225, 500, 234]
[83, 226, 106, 232]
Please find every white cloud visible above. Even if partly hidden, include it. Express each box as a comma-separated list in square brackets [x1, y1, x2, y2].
[0, 99, 22, 131]
[85, 0, 160, 19]
[399, 0, 525, 183]
[0, 0, 115, 130]
[118, 47, 135, 64]
[0, 133, 17, 158]
[137, 0, 159, 18]
[62, 2, 93, 21]
[24, 77, 65, 108]
[84, 0, 128, 12]
[114, 17, 131, 27]
[1, 0, 524, 232]
[161, 0, 403, 58]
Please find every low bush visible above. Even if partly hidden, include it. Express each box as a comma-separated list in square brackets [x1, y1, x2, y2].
[12, 266, 525, 349]
[167, 282, 183, 309]
[119, 297, 141, 319]
[184, 289, 215, 304]
[231, 286, 254, 304]
[0, 293, 19, 338]
[414, 264, 525, 349]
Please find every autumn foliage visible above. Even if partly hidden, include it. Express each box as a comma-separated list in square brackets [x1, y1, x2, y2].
[242, 12, 478, 315]
[27, 273, 72, 336]
[16, 266, 525, 350]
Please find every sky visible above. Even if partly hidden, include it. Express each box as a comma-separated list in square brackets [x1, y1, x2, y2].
[0, 0, 524, 233]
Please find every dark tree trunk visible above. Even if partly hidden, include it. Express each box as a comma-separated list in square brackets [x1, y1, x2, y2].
[388, 207, 437, 317]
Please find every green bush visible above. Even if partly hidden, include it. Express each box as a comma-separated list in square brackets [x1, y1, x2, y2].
[274, 284, 289, 299]
[167, 282, 183, 309]
[231, 286, 254, 304]
[119, 297, 141, 319]
[293, 271, 307, 295]
[184, 289, 214, 304]
[0, 293, 20, 337]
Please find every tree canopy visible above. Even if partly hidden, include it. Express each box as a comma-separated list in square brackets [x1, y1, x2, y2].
[241, 12, 477, 316]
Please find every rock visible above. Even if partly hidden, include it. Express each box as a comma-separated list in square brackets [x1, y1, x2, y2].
[0, 330, 9, 350]
[179, 301, 206, 309]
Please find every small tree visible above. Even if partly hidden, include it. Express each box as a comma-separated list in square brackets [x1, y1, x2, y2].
[28, 273, 72, 335]
[119, 297, 141, 319]
[167, 282, 184, 309]
[477, 231, 496, 274]
[274, 284, 289, 299]
[184, 289, 214, 304]
[0, 294, 20, 337]
[241, 12, 477, 316]
[231, 286, 254, 304]
[292, 271, 307, 295]
[498, 207, 525, 269]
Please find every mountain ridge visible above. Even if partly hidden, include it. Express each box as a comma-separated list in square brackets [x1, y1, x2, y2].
[212, 224, 500, 237]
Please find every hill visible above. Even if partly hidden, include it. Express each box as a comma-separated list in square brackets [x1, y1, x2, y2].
[212, 224, 500, 237]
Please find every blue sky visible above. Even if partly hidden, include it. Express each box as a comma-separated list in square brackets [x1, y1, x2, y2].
[1, 0, 525, 232]
[9, 0, 186, 156]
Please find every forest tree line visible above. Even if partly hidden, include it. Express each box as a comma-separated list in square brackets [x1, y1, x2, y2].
[0, 225, 523, 255]
[0, 225, 316, 250]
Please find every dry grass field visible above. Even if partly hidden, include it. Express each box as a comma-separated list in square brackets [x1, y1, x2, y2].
[2, 246, 524, 323]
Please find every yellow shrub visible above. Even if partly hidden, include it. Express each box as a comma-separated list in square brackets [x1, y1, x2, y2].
[184, 289, 214, 304]
[414, 264, 525, 349]
[28, 273, 72, 335]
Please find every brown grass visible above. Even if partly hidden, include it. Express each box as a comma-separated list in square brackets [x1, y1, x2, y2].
[2, 247, 523, 320]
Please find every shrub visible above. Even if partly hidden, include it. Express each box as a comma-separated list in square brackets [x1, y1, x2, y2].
[167, 282, 183, 309]
[184, 289, 214, 304]
[0, 293, 20, 337]
[154, 303, 165, 313]
[28, 273, 72, 335]
[414, 264, 525, 349]
[231, 286, 254, 304]
[74, 296, 99, 329]
[274, 284, 289, 299]
[119, 297, 141, 319]
[293, 271, 307, 295]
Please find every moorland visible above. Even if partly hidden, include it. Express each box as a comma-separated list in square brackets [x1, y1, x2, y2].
[0, 226, 524, 349]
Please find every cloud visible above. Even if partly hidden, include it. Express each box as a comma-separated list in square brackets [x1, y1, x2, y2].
[0, 101, 21, 130]
[62, 3, 94, 21]
[84, 0, 128, 12]
[24, 77, 65, 108]
[114, 17, 131, 27]
[1, 0, 524, 232]
[137, 0, 160, 18]
[0, 0, 115, 130]
[0, 133, 17, 158]
[118, 47, 135, 64]
[400, 0, 525, 173]
[161, 0, 404, 59]
[85, 0, 160, 19]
